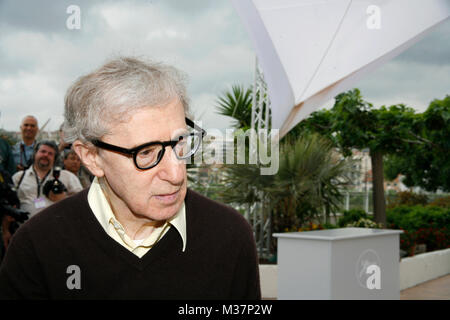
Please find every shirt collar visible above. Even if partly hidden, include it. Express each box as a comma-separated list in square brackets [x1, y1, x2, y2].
[87, 177, 187, 252]
[29, 166, 52, 179]
[20, 140, 35, 148]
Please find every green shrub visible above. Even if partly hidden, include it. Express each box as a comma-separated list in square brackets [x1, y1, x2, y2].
[428, 196, 450, 208]
[322, 222, 338, 230]
[387, 205, 449, 231]
[387, 205, 450, 256]
[387, 191, 429, 208]
[338, 209, 370, 227]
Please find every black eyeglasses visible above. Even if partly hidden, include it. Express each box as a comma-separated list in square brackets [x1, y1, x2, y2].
[91, 118, 206, 170]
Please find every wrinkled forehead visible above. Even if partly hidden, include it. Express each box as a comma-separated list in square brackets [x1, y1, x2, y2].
[106, 100, 188, 141]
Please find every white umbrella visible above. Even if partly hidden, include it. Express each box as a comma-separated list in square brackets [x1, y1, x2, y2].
[231, 0, 450, 138]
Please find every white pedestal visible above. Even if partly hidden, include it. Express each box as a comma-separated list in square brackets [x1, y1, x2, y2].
[273, 228, 403, 300]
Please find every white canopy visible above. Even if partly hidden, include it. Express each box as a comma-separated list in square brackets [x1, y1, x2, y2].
[231, 0, 450, 138]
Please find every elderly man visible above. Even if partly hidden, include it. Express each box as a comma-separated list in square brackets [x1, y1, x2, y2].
[0, 57, 261, 299]
[12, 116, 39, 171]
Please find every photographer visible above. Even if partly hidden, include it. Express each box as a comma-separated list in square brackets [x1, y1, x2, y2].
[2, 141, 83, 247]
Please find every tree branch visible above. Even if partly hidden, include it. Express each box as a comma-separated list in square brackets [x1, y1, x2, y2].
[406, 131, 444, 151]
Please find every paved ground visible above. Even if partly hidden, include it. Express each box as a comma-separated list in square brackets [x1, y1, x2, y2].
[263, 274, 450, 300]
[400, 274, 450, 300]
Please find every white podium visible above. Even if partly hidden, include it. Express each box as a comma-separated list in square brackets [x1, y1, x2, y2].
[273, 228, 403, 300]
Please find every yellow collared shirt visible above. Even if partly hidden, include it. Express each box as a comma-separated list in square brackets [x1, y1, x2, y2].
[87, 177, 186, 258]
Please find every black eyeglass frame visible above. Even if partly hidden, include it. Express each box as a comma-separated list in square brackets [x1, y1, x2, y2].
[91, 117, 206, 170]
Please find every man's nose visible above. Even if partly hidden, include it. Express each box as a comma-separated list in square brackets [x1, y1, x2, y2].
[157, 146, 185, 183]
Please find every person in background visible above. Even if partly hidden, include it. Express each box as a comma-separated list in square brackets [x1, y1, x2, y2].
[1, 141, 83, 250]
[62, 149, 92, 189]
[0, 138, 17, 260]
[55, 123, 72, 167]
[0, 137, 16, 176]
[12, 116, 39, 171]
[11, 141, 83, 218]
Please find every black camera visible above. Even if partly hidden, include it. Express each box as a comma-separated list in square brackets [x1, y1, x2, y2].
[43, 167, 67, 198]
[0, 170, 30, 235]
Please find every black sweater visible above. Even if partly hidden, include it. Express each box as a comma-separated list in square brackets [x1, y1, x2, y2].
[0, 188, 261, 299]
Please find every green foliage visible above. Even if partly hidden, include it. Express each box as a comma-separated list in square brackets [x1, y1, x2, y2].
[387, 205, 449, 231]
[428, 196, 450, 208]
[387, 191, 429, 208]
[294, 90, 450, 226]
[322, 222, 339, 230]
[387, 205, 450, 255]
[217, 132, 354, 235]
[215, 85, 270, 131]
[297, 89, 417, 156]
[295, 89, 428, 225]
[216, 85, 252, 130]
[0, 130, 19, 145]
[214, 84, 450, 246]
[337, 209, 370, 227]
[384, 95, 450, 192]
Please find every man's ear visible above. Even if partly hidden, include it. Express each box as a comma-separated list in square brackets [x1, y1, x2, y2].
[72, 140, 105, 177]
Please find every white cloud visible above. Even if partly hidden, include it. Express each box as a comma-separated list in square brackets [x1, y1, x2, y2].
[358, 60, 450, 112]
[189, 92, 234, 132]
[0, 71, 63, 130]
[0, 0, 254, 133]
[0, 0, 448, 135]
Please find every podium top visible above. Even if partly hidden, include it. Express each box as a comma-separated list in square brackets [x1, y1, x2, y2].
[273, 227, 403, 241]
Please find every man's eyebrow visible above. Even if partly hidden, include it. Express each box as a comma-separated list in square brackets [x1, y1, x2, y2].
[172, 128, 189, 139]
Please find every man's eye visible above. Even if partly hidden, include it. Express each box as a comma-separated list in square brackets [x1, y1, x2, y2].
[138, 147, 159, 158]
[140, 149, 154, 156]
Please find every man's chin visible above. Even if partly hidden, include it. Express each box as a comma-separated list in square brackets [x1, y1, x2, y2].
[146, 198, 184, 221]
[38, 163, 50, 170]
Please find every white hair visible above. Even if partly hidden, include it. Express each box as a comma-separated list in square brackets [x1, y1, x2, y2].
[63, 56, 190, 143]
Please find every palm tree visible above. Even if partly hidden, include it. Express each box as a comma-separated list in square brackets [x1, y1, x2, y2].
[216, 85, 253, 130]
[187, 84, 355, 257]
[216, 85, 271, 130]
[218, 132, 354, 233]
